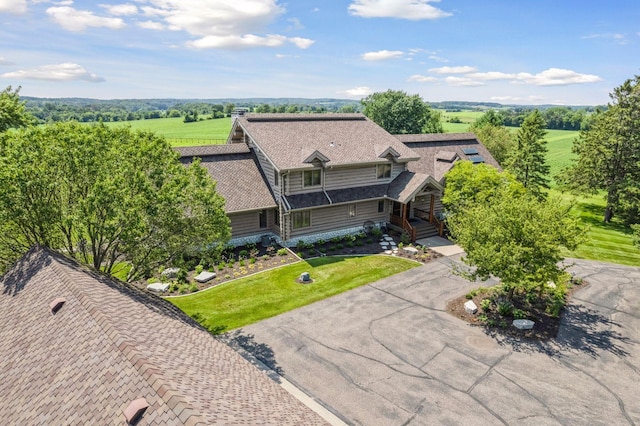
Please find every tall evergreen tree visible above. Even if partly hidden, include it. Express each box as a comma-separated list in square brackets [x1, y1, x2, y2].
[505, 109, 549, 198]
[559, 75, 640, 223]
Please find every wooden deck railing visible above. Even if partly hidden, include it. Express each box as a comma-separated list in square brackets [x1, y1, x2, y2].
[390, 214, 416, 241]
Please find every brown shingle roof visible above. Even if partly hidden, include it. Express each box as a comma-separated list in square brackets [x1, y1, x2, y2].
[0, 246, 327, 425]
[234, 114, 420, 171]
[395, 133, 501, 182]
[178, 147, 277, 213]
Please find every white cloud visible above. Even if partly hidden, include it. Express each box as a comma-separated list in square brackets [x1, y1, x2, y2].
[582, 33, 628, 45]
[186, 34, 313, 50]
[408, 74, 437, 83]
[361, 50, 404, 61]
[514, 68, 601, 86]
[0, 62, 105, 82]
[0, 56, 14, 65]
[429, 65, 476, 74]
[466, 71, 516, 81]
[287, 17, 304, 31]
[137, 0, 315, 50]
[428, 55, 448, 63]
[0, 0, 26, 14]
[348, 0, 451, 20]
[137, 20, 164, 30]
[444, 76, 484, 87]
[342, 86, 373, 97]
[101, 3, 138, 16]
[46, 6, 126, 31]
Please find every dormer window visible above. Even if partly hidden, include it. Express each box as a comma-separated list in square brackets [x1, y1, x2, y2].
[377, 164, 391, 179]
[303, 169, 322, 187]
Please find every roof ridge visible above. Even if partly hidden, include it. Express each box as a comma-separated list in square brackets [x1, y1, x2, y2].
[47, 254, 208, 425]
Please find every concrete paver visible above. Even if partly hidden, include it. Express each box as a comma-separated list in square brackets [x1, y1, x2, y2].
[234, 255, 640, 425]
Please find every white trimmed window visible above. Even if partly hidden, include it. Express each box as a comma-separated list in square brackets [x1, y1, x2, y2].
[377, 164, 391, 179]
[292, 211, 311, 229]
[303, 169, 322, 187]
[348, 204, 357, 218]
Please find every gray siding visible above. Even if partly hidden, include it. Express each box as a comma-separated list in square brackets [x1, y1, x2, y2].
[254, 147, 281, 199]
[229, 209, 279, 239]
[288, 200, 387, 239]
[286, 162, 406, 195]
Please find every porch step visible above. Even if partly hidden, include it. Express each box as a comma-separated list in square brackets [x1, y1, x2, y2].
[413, 221, 439, 240]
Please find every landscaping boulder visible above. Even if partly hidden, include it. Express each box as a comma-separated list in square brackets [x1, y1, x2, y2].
[194, 271, 216, 283]
[299, 272, 311, 283]
[161, 267, 180, 279]
[464, 300, 478, 314]
[513, 319, 535, 330]
[403, 246, 419, 254]
[147, 282, 170, 293]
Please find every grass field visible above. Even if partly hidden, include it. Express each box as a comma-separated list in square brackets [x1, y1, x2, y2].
[169, 255, 419, 333]
[105, 117, 231, 146]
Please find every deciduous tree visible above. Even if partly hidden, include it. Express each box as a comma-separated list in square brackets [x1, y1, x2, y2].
[0, 122, 230, 280]
[468, 110, 514, 165]
[443, 161, 586, 303]
[0, 86, 33, 133]
[361, 89, 443, 134]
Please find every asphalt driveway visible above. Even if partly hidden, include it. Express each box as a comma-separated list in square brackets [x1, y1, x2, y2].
[231, 255, 640, 425]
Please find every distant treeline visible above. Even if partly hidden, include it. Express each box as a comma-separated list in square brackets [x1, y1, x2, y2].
[496, 106, 600, 131]
[23, 97, 362, 124]
[23, 97, 601, 130]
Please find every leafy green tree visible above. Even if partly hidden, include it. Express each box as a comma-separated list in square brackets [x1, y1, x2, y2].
[0, 86, 33, 133]
[361, 89, 442, 134]
[469, 110, 514, 165]
[0, 122, 230, 280]
[443, 161, 586, 302]
[559, 75, 640, 223]
[505, 109, 550, 198]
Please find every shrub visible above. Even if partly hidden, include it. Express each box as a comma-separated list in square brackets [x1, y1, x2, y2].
[297, 252, 304, 258]
[176, 268, 188, 284]
[480, 298, 492, 312]
[239, 259, 246, 267]
[277, 248, 288, 256]
[319, 247, 327, 253]
[366, 238, 373, 244]
[398, 242, 404, 249]
[512, 308, 528, 319]
[169, 281, 179, 293]
[195, 264, 204, 275]
[217, 263, 226, 271]
[238, 249, 249, 259]
[346, 241, 354, 248]
[316, 239, 326, 246]
[497, 301, 514, 317]
[355, 240, 364, 246]
[249, 257, 256, 264]
[189, 283, 199, 293]
[372, 228, 383, 238]
[465, 292, 474, 300]
[328, 245, 336, 252]
[224, 274, 231, 279]
[331, 236, 342, 244]
[178, 284, 190, 294]
[296, 240, 306, 251]
[336, 243, 344, 250]
[400, 233, 410, 245]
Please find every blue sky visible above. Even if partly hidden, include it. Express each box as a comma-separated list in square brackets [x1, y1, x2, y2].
[0, 0, 638, 105]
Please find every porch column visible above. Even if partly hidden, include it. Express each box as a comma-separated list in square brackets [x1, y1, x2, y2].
[429, 194, 435, 224]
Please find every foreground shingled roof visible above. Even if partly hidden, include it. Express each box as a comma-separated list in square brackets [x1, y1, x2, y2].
[233, 113, 420, 171]
[177, 145, 277, 213]
[396, 133, 501, 182]
[0, 247, 326, 425]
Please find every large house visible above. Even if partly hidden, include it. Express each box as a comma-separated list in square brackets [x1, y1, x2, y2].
[0, 246, 328, 425]
[177, 113, 498, 247]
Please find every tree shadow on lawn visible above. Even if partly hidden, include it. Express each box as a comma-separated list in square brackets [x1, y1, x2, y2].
[222, 330, 284, 379]
[578, 201, 632, 235]
[489, 303, 633, 359]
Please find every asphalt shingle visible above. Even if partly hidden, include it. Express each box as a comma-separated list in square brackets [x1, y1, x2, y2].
[0, 247, 327, 425]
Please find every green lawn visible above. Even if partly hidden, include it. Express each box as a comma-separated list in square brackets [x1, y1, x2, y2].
[546, 129, 578, 181]
[169, 255, 419, 333]
[104, 117, 232, 146]
[554, 190, 640, 266]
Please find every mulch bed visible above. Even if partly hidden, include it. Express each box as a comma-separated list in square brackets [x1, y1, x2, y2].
[137, 233, 444, 296]
[446, 278, 588, 340]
